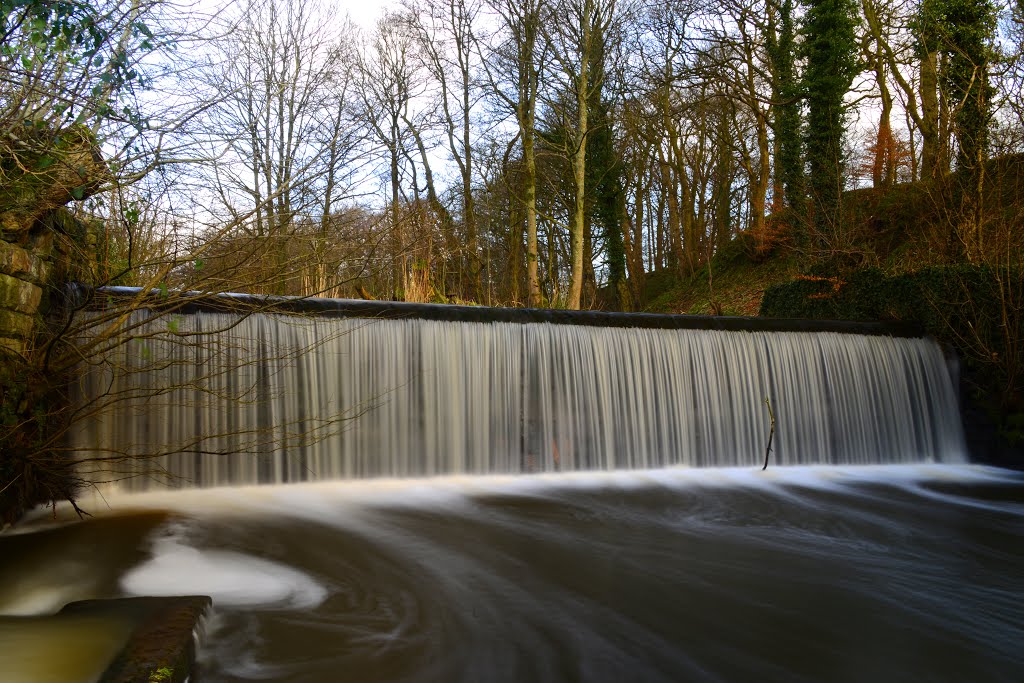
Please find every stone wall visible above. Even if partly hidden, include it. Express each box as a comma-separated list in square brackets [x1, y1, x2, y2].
[0, 229, 52, 356]
[1, 130, 106, 523]
[0, 126, 105, 355]
[0, 209, 100, 356]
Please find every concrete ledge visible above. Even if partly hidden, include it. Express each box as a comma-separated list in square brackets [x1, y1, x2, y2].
[60, 596, 211, 683]
[84, 286, 926, 338]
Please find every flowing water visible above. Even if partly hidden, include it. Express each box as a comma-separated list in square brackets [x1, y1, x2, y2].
[2, 467, 1024, 682]
[3, 311, 1021, 681]
[69, 312, 965, 486]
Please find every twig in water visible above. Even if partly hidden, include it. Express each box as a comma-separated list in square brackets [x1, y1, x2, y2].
[762, 397, 776, 471]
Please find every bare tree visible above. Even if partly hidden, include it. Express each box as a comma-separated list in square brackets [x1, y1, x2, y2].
[481, 0, 549, 306]
[542, 0, 621, 309]
[405, 0, 485, 301]
[356, 11, 425, 299]
[194, 0, 361, 294]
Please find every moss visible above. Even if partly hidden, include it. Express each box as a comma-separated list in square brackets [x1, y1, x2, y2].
[0, 124, 107, 238]
[149, 667, 174, 683]
[0, 272, 43, 313]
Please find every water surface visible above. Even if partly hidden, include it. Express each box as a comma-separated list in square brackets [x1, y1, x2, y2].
[3, 465, 1023, 682]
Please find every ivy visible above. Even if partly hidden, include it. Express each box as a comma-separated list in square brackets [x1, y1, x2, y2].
[2, 0, 159, 145]
[800, 0, 859, 245]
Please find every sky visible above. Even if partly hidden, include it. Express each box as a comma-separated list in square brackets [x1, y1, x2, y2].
[336, 0, 397, 29]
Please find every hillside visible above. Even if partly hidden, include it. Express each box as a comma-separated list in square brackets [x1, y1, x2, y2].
[639, 153, 1024, 317]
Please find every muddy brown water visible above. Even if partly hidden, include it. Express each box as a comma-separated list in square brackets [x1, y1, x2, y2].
[2, 465, 1023, 683]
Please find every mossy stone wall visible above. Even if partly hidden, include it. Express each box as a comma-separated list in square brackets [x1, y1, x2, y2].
[1, 130, 105, 523]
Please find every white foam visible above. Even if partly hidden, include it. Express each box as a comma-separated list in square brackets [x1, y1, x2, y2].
[120, 524, 327, 610]
[45, 464, 1017, 525]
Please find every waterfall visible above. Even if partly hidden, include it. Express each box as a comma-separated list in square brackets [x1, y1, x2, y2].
[68, 308, 966, 490]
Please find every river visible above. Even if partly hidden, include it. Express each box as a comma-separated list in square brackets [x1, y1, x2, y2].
[3, 465, 1022, 682]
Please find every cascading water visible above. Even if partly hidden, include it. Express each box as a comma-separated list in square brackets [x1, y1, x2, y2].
[68, 308, 965, 490]
[7, 303, 1024, 683]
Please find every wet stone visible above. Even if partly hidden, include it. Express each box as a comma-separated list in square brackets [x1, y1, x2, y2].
[59, 596, 212, 683]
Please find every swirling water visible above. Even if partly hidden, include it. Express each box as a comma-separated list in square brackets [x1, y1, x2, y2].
[7, 313, 1012, 680]
[3, 466, 1023, 682]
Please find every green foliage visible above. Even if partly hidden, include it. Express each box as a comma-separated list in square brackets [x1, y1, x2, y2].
[1, 0, 158, 165]
[1002, 412, 1024, 446]
[801, 0, 859, 243]
[148, 667, 174, 683]
[763, 264, 999, 321]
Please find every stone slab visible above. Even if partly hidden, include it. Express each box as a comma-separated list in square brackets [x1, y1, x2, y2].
[59, 596, 212, 683]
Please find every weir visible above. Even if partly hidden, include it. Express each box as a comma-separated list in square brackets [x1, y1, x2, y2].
[68, 294, 967, 491]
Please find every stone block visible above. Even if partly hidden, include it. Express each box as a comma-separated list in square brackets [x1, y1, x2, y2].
[0, 273, 42, 314]
[0, 240, 31, 275]
[0, 336, 26, 357]
[60, 596, 212, 683]
[30, 230, 54, 259]
[0, 308, 36, 339]
[0, 240, 48, 283]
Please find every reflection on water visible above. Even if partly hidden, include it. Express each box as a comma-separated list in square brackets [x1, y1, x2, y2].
[3, 465, 1024, 683]
[0, 615, 136, 683]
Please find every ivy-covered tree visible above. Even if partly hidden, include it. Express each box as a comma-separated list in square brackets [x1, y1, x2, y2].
[578, 10, 627, 309]
[800, 0, 858, 249]
[935, 0, 997, 261]
[585, 81, 627, 309]
[767, 0, 804, 221]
